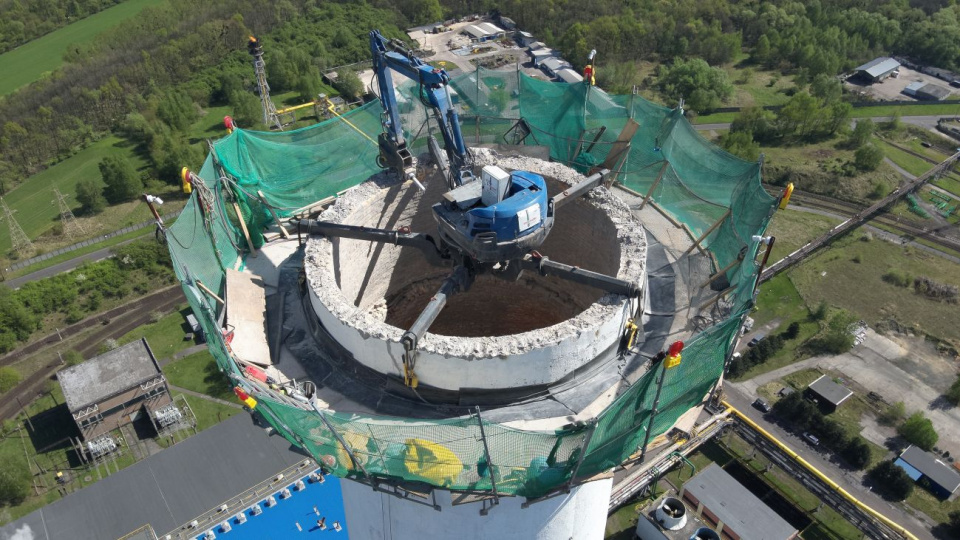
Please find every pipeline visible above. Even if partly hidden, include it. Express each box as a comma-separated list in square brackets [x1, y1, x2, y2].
[722, 401, 918, 540]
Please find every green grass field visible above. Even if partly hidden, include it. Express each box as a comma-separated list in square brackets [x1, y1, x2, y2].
[789, 233, 960, 347]
[163, 350, 235, 402]
[117, 304, 195, 361]
[0, 0, 167, 96]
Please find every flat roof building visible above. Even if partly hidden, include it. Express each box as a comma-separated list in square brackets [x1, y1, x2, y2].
[915, 83, 951, 101]
[541, 57, 572, 78]
[806, 374, 853, 413]
[895, 445, 960, 499]
[59, 338, 170, 440]
[530, 48, 558, 66]
[681, 463, 798, 540]
[854, 57, 901, 83]
[463, 22, 505, 42]
[556, 68, 584, 84]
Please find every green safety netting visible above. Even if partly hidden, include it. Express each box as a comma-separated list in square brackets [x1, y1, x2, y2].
[165, 68, 775, 498]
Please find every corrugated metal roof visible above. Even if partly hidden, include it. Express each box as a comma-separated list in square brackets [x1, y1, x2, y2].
[855, 57, 900, 78]
[899, 446, 960, 493]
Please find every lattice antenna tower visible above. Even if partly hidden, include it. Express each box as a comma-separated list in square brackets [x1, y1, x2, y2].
[53, 188, 86, 238]
[247, 36, 283, 130]
[0, 197, 33, 257]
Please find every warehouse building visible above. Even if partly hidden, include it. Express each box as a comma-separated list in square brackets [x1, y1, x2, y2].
[894, 445, 960, 500]
[59, 338, 170, 440]
[904, 81, 951, 101]
[854, 57, 901, 83]
[463, 22, 506, 43]
[681, 464, 799, 540]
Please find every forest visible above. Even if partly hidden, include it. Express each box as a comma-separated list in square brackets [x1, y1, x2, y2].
[4, 0, 960, 212]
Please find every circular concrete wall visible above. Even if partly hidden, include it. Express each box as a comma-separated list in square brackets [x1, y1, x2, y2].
[304, 152, 646, 391]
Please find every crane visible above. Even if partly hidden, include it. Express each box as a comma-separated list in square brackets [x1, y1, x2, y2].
[297, 30, 641, 388]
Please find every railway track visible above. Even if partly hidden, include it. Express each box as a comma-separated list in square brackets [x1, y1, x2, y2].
[764, 186, 960, 254]
[0, 287, 185, 421]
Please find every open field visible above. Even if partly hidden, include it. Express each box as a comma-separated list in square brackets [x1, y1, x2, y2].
[163, 350, 234, 402]
[117, 304, 194, 361]
[0, 135, 187, 257]
[0, 0, 167, 96]
[765, 209, 842, 262]
[760, 141, 904, 202]
[788, 233, 960, 346]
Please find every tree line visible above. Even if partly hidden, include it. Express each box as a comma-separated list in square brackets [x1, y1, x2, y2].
[0, 0, 411, 196]
[478, 0, 960, 81]
[0, 0, 124, 54]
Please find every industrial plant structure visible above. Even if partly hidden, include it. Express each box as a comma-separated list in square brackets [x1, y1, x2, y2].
[165, 36, 776, 538]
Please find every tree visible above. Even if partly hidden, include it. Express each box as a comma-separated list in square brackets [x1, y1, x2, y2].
[228, 90, 263, 130]
[156, 91, 198, 132]
[945, 376, 960, 406]
[826, 101, 852, 135]
[0, 456, 30, 505]
[868, 460, 914, 501]
[399, 0, 443, 26]
[849, 119, 874, 149]
[720, 131, 760, 161]
[0, 366, 19, 393]
[776, 92, 821, 138]
[810, 73, 842, 104]
[335, 70, 365, 101]
[99, 156, 142, 204]
[784, 321, 801, 340]
[657, 58, 733, 113]
[754, 34, 771, 64]
[899, 412, 938, 451]
[730, 106, 776, 143]
[75, 177, 106, 214]
[841, 437, 872, 470]
[854, 143, 884, 171]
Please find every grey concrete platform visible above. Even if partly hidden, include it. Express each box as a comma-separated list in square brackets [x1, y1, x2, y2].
[0, 413, 307, 540]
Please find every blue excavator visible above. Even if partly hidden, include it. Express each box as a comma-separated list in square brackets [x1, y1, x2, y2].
[298, 31, 639, 387]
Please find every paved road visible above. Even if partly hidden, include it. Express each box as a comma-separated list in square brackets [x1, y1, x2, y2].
[724, 383, 938, 540]
[3, 234, 149, 289]
[695, 115, 958, 132]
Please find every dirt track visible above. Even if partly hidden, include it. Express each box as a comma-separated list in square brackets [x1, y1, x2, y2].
[0, 286, 186, 421]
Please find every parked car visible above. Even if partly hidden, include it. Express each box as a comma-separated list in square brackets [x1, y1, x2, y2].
[753, 398, 772, 413]
[802, 432, 820, 447]
[747, 334, 765, 347]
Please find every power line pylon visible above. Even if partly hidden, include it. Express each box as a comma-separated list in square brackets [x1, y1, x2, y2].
[247, 36, 283, 130]
[53, 188, 85, 239]
[0, 197, 33, 258]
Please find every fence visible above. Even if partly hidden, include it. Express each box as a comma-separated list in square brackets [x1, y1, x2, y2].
[9, 210, 183, 272]
[164, 68, 777, 499]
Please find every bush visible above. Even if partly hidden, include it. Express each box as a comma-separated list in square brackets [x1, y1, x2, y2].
[62, 350, 84, 367]
[868, 460, 913, 501]
[784, 322, 801, 340]
[811, 300, 828, 321]
[0, 366, 20, 393]
[945, 376, 960, 407]
[841, 437, 872, 470]
[878, 401, 906, 426]
[899, 412, 939, 451]
[882, 270, 912, 288]
[0, 456, 30, 505]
